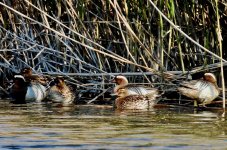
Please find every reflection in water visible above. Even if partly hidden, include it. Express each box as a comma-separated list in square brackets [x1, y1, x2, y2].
[0, 99, 227, 149]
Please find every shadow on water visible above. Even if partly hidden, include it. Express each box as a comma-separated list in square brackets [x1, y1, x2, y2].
[1, 99, 227, 149]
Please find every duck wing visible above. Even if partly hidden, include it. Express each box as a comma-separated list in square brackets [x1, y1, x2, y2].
[178, 80, 210, 99]
[124, 85, 155, 95]
[180, 80, 208, 91]
[145, 88, 160, 101]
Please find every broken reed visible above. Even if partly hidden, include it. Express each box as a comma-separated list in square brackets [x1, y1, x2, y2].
[0, 0, 226, 81]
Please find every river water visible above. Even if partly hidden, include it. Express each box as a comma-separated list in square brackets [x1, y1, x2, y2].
[0, 99, 227, 149]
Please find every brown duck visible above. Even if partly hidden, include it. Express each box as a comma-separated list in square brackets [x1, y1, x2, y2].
[20, 67, 50, 86]
[111, 75, 160, 109]
[115, 88, 159, 110]
[46, 76, 75, 105]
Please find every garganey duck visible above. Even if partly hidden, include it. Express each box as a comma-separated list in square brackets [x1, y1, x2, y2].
[115, 88, 159, 109]
[111, 75, 158, 96]
[11, 75, 47, 103]
[177, 73, 220, 106]
[46, 76, 75, 105]
[20, 67, 50, 86]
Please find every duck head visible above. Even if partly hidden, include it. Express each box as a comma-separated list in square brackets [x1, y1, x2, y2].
[111, 75, 128, 85]
[11, 75, 28, 103]
[117, 88, 129, 97]
[51, 76, 66, 89]
[13, 75, 27, 85]
[111, 75, 129, 94]
[203, 73, 217, 83]
[20, 67, 33, 76]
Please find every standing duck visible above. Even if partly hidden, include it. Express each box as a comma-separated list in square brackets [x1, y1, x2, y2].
[115, 88, 159, 110]
[177, 73, 220, 106]
[20, 67, 50, 86]
[11, 75, 47, 103]
[111, 75, 158, 96]
[46, 76, 75, 105]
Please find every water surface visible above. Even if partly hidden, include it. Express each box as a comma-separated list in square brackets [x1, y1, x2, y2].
[0, 99, 227, 149]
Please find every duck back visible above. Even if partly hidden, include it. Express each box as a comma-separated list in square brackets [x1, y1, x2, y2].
[124, 85, 156, 95]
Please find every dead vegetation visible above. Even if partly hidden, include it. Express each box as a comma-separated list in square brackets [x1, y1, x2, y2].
[0, 0, 226, 106]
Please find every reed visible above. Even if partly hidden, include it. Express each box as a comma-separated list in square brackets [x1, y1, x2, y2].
[0, 0, 226, 102]
[214, 0, 225, 109]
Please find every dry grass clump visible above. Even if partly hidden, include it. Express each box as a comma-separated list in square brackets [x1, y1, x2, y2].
[0, 0, 226, 104]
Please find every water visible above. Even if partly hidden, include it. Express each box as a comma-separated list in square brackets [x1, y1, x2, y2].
[0, 99, 227, 150]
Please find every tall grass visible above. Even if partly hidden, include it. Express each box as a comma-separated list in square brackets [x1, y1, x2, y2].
[0, 0, 226, 81]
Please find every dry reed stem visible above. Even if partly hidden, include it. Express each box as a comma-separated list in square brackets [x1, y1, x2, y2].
[148, 0, 227, 62]
[214, 0, 225, 108]
[0, 0, 226, 91]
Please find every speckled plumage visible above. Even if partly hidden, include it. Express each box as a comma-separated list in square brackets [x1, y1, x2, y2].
[46, 77, 75, 105]
[115, 87, 159, 110]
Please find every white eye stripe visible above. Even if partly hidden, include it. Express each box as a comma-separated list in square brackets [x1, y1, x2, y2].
[14, 75, 26, 82]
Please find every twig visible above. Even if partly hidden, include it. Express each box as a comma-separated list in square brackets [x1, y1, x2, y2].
[0, 86, 9, 95]
[87, 87, 111, 104]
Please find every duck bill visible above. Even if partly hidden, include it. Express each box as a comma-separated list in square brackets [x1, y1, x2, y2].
[110, 93, 117, 96]
[109, 77, 116, 83]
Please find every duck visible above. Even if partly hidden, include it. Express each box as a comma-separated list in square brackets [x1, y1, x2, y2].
[115, 88, 159, 110]
[177, 73, 220, 106]
[20, 67, 51, 86]
[111, 75, 158, 96]
[46, 76, 75, 105]
[10, 75, 47, 103]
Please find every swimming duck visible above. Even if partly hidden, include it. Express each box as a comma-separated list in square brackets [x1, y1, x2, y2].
[111, 75, 158, 96]
[20, 67, 50, 86]
[115, 88, 159, 109]
[46, 76, 75, 105]
[177, 73, 220, 106]
[11, 75, 47, 103]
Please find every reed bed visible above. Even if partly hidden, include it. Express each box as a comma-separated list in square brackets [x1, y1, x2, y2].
[0, 0, 226, 104]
